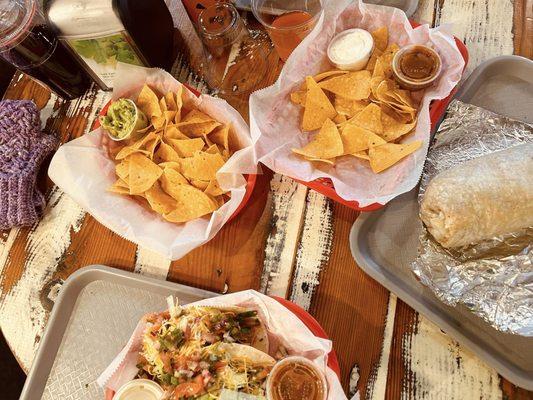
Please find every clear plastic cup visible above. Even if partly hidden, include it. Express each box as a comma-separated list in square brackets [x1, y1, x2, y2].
[252, 0, 322, 62]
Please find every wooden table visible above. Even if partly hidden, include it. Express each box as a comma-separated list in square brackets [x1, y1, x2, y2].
[1, 1, 532, 399]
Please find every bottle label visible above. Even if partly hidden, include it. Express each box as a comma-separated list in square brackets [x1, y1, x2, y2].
[67, 31, 146, 90]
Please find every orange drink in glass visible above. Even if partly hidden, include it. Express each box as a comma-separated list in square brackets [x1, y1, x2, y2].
[252, 0, 322, 61]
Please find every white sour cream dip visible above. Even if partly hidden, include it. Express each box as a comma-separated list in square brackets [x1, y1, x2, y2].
[327, 29, 374, 71]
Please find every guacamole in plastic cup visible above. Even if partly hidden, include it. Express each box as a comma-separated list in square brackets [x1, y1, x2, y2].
[99, 98, 148, 141]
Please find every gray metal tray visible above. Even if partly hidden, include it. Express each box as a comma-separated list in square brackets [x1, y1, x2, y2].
[20, 265, 217, 400]
[350, 55, 533, 390]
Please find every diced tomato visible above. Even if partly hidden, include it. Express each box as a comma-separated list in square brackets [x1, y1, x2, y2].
[173, 375, 205, 399]
[161, 311, 171, 319]
[160, 352, 172, 373]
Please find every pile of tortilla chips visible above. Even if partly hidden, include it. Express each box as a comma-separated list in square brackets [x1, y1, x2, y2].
[107, 84, 234, 223]
[291, 27, 423, 173]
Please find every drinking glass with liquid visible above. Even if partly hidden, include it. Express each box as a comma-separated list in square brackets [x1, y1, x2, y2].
[0, 0, 92, 100]
[252, 0, 322, 61]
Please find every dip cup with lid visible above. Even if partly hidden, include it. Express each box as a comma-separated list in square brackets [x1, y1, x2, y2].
[327, 28, 374, 71]
[99, 98, 148, 142]
[266, 356, 328, 400]
[391, 44, 442, 90]
[113, 379, 164, 400]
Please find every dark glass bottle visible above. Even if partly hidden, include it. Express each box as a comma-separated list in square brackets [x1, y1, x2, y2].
[0, 0, 92, 100]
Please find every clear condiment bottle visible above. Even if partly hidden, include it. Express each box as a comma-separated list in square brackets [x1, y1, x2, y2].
[0, 0, 92, 100]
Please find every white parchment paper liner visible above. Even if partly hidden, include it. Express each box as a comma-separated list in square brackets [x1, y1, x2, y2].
[250, 0, 465, 207]
[49, 64, 257, 260]
[96, 290, 355, 399]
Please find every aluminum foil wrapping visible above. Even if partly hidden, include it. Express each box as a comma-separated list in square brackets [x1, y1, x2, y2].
[412, 100, 533, 336]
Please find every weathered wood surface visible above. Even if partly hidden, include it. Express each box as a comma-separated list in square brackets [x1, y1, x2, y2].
[0, 1, 531, 399]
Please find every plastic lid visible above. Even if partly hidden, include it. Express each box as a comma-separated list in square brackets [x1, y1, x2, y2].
[113, 379, 165, 400]
[0, 0, 35, 50]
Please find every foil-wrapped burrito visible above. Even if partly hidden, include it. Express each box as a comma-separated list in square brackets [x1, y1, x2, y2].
[420, 144, 533, 248]
[412, 100, 533, 336]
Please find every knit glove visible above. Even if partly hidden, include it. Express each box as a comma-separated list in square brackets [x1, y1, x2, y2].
[0, 100, 58, 229]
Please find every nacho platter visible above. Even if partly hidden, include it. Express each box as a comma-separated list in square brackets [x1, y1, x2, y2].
[294, 22, 469, 211]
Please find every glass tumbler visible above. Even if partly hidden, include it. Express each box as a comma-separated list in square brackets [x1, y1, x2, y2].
[252, 0, 322, 62]
[197, 2, 271, 95]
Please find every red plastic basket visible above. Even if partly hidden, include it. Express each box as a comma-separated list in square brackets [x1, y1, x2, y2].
[296, 22, 470, 212]
[105, 297, 340, 400]
[92, 83, 256, 222]
[272, 296, 341, 378]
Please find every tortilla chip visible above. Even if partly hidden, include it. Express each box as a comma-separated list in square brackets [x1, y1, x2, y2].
[163, 185, 218, 223]
[174, 86, 184, 123]
[164, 92, 177, 111]
[333, 114, 347, 124]
[108, 179, 130, 195]
[334, 97, 369, 118]
[302, 77, 337, 131]
[191, 180, 209, 190]
[128, 153, 162, 194]
[181, 151, 226, 181]
[158, 161, 182, 172]
[137, 85, 162, 119]
[341, 123, 386, 154]
[371, 27, 388, 52]
[209, 125, 230, 151]
[290, 90, 306, 106]
[318, 70, 371, 101]
[164, 125, 189, 140]
[115, 159, 130, 181]
[368, 140, 423, 173]
[378, 43, 400, 78]
[351, 103, 383, 134]
[205, 179, 226, 197]
[380, 108, 417, 141]
[168, 138, 205, 158]
[304, 157, 336, 165]
[366, 47, 383, 72]
[115, 132, 159, 160]
[314, 70, 350, 83]
[160, 168, 189, 195]
[144, 136, 161, 159]
[177, 110, 221, 137]
[145, 181, 177, 214]
[293, 118, 344, 159]
[299, 70, 350, 91]
[352, 151, 370, 160]
[205, 144, 222, 154]
[155, 142, 181, 163]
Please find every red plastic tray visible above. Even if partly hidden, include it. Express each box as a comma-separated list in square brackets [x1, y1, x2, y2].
[296, 22, 470, 212]
[92, 83, 256, 222]
[105, 297, 340, 399]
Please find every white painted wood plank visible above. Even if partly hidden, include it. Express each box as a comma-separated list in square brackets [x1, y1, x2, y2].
[367, 294, 397, 400]
[134, 247, 171, 279]
[437, 0, 514, 71]
[412, 0, 436, 25]
[260, 174, 308, 297]
[401, 317, 502, 400]
[0, 187, 86, 369]
[289, 190, 333, 311]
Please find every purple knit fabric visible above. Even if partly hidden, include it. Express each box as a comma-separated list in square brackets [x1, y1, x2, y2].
[0, 100, 58, 229]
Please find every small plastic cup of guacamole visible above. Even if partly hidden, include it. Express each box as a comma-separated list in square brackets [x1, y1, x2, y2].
[99, 98, 148, 141]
